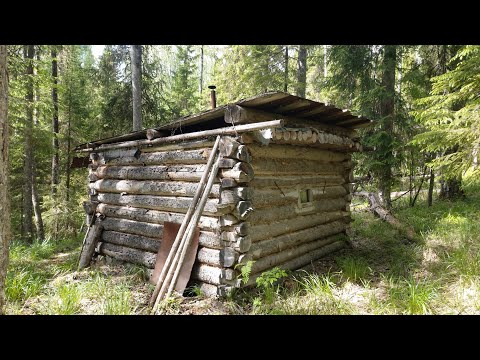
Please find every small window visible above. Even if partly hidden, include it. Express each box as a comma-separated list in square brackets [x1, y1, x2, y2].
[299, 189, 313, 204]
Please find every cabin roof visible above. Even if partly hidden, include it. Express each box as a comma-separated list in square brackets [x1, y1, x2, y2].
[74, 91, 371, 151]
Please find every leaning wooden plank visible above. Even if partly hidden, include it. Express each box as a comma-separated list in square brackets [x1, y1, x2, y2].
[249, 210, 347, 242]
[97, 193, 232, 216]
[92, 179, 221, 198]
[104, 148, 212, 166]
[78, 221, 104, 270]
[150, 136, 222, 309]
[78, 120, 284, 153]
[249, 220, 345, 259]
[96, 204, 220, 231]
[98, 242, 157, 268]
[160, 153, 223, 305]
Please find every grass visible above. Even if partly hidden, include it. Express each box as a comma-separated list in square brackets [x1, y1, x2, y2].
[4, 234, 149, 315]
[5, 177, 480, 315]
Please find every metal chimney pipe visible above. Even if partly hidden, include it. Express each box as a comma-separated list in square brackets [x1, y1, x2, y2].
[208, 85, 216, 109]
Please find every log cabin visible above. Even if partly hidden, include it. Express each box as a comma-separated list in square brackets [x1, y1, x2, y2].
[74, 91, 371, 297]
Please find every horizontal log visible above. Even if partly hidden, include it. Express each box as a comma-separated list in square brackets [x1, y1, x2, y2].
[223, 222, 249, 237]
[250, 234, 346, 274]
[218, 158, 238, 168]
[249, 210, 347, 242]
[103, 148, 211, 166]
[247, 144, 349, 162]
[249, 220, 345, 259]
[235, 201, 254, 220]
[95, 164, 216, 182]
[250, 174, 345, 188]
[146, 129, 168, 140]
[102, 216, 162, 238]
[234, 187, 253, 200]
[231, 236, 251, 253]
[191, 264, 235, 286]
[97, 192, 232, 216]
[219, 215, 240, 227]
[142, 139, 215, 153]
[219, 137, 251, 162]
[79, 120, 284, 153]
[220, 232, 252, 253]
[197, 247, 238, 268]
[251, 158, 351, 175]
[88, 172, 99, 182]
[82, 201, 99, 215]
[92, 179, 220, 198]
[98, 242, 157, 268]
[220, 162, 254, 182]
[101, 148, 140, 162]
[102, 230, 160, 253]
[220, 178, 238, 188]
[194, 282, 220, 298]
[96, 204, 220, 231]
[251, 186, 347, 208]
[248, 198, 347, 224]
[246, 240, 346, 286]
[101, 217, 222, 249]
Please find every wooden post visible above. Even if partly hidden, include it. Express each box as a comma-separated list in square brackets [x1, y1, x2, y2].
[78, 219, 104, 270]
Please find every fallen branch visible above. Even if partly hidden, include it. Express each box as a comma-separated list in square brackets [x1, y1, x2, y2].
[354, 191, 418, 242]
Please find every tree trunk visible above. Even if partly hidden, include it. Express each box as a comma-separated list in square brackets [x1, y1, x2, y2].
[379, 45, 396, 209]
[427, 168, 434, 207]
[439, 177, 464, 200]
[22, 45, 35, 243]
[0, 45, 10, 314]
[33, 49, 44, 241]
[131, 45, 142, 131]
[31, 157, 45, 241]
[199, 45, 204, 94]
[284, 46, 288, 93]
[296, 45, 307, 97]
[51, 48, 59, 196]
[323, 45, 328, 78]
[438, 45, 463, 200]
[65, 87, 72, 202]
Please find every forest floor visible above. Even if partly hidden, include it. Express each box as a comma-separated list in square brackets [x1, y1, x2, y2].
[5, 179, 480, 315]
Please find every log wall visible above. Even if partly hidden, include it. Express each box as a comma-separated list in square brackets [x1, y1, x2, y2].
[239, 141, 353, 284]
[82, 125, 356, 297]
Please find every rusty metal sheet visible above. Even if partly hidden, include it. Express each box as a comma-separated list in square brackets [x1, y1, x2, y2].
[150, 222, 200, 295]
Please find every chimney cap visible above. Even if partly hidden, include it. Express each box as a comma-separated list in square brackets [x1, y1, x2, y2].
[208, 85, 216, 90]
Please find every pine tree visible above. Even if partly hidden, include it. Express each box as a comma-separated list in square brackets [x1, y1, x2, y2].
[0, 45, 10, 313]
[412, 45, 480, 198]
